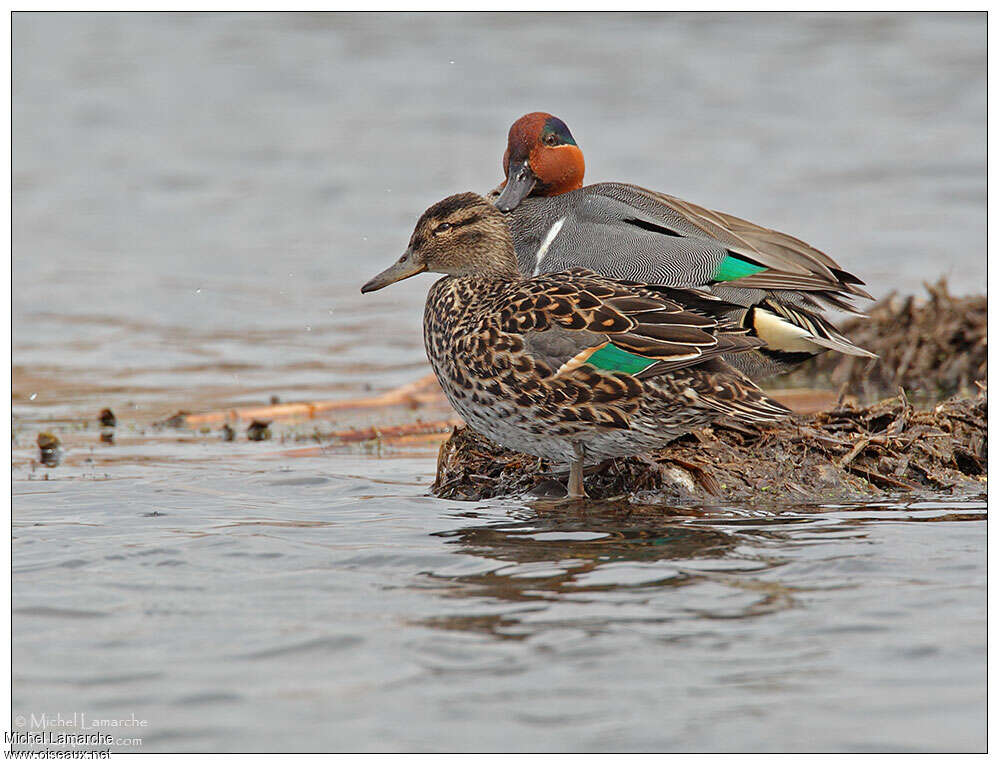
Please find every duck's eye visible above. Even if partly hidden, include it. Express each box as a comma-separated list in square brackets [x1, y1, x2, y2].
[433, 222, 452, 235]
[543, 133, 559, 146]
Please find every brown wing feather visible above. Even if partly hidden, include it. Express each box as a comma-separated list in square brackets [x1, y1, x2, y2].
[499, 269, 763, 378]
[675, 360, 792, 422]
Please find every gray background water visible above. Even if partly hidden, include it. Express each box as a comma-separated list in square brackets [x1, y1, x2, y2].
[12, 13, 986, 752]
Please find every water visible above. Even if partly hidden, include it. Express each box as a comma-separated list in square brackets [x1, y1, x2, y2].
[12, 12, 986, 752]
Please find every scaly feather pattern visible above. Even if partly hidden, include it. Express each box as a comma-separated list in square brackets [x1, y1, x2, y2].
[423, 267, 788, 465]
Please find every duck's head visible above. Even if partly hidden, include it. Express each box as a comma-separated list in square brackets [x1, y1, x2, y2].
[361, 193, 519, 293]
[494, 112, 585, 213]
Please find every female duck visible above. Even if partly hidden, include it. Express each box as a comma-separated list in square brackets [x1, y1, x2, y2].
[491, 112, 874, 379]
[362, 193, 789, 499]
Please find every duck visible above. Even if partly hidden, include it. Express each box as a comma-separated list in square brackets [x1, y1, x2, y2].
[361, 192, 791, 499]
[489, 112, 875, 380]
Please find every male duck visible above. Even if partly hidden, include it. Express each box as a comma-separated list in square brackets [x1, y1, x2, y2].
[362, 192, 790, 498]
[490, 112, 875, 379]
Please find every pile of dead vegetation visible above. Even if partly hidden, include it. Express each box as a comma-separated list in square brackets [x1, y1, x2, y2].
[790, 279, 986, 402]
[432, 390, 986, 502]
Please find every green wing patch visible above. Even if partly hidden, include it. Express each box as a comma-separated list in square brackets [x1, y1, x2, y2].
[585, 343, 657, 375]
[714, 254, 767, 282]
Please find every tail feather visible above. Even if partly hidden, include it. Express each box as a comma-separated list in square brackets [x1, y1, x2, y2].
[751, 300, 875, 359]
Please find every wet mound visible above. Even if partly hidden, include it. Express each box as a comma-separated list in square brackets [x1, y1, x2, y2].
[790, 279, 986, 401]
[433, 392, 986, 502]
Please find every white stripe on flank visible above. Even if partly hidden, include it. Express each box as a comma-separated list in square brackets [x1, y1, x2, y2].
[533, 217, 566, 276]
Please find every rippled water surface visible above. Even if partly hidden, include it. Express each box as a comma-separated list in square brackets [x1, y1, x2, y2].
[13, 12, 986, 752]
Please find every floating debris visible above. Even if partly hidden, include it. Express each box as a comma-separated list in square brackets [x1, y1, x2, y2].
[247, 420, 272, 441]
[36, 432, 61, 467]
[432, 391, 986, 502]
[157, 411, 191, 429]
[98, 408, 116, 444]
[178, 376, 443, 427]
[312, 419, 460, 445]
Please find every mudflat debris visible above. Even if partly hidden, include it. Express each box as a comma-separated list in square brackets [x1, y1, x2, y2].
[36, 432, 62, 467]
[433, 391, 986, 502]
[247, 420, 273, 441]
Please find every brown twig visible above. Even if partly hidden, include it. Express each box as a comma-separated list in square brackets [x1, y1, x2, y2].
[178, 373, 444, 426]
[326, 418, 460, 444]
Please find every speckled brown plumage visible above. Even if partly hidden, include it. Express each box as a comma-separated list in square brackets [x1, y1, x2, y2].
[362, 192, 792, 497]
[422, 268, 790, 466]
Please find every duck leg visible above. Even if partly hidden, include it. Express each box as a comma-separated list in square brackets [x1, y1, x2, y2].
[567, 443, 587, 499]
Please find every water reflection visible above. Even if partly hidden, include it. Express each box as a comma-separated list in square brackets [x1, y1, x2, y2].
[415, 496, 986, 663]
[419, 501, 806, 639]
